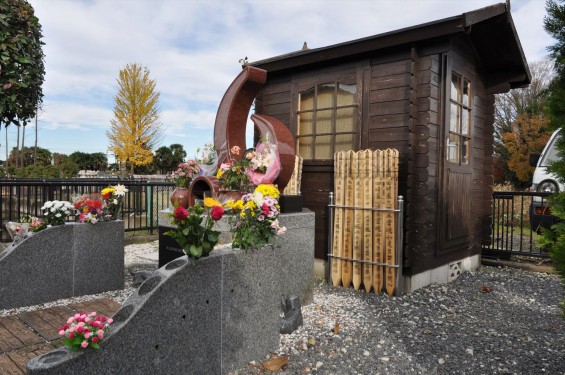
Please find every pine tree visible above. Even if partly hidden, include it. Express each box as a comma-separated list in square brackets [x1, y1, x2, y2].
[107, 63, 163, 174]
[543, 0, 565, 316]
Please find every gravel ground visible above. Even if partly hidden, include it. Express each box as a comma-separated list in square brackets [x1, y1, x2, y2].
[234, 267, 565, 375]
[1, 241, 564, 375]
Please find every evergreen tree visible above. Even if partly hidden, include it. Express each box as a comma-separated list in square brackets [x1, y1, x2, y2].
[0, 0, 45, 161]
[543, 0, 565, 316]
[107, 63, 163, 174]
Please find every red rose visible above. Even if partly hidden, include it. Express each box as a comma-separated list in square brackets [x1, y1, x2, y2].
[103, 193, 111, 199]
[211, 205, 224, 221]
[174, 206, 189, 221]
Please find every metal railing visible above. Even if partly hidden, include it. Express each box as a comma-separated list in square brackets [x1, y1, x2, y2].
[327, 192, 404, 296]
[1, 178, 175, 242]
[483, 191, 552, 259]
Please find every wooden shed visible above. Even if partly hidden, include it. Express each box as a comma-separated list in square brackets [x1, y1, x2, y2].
[250, 3, 530, 291]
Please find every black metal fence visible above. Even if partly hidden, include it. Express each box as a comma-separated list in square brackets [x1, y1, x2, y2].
[1, 178, 175, 242]
[483, 191, 552, 259]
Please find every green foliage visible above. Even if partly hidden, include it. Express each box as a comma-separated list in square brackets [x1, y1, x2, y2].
[7, 146, 51, 166]
[69, 151, 107, 170]
[153, 144, 186, 174]
[543, 0, 565, 316]
[0, 0, 45, 127]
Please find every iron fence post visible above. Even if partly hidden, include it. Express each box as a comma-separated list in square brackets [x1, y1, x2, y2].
[327, 191, 334, 283]
[395, 195, 404, 296]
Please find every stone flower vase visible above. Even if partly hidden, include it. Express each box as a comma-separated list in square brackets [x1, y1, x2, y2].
[170, 187, 190, 208]
[217, 190, 244, 205]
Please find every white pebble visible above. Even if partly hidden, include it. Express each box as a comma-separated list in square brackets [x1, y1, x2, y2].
[438, 358, 445, 365]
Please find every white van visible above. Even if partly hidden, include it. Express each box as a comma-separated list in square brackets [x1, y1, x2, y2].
[530, 128, 563, 231]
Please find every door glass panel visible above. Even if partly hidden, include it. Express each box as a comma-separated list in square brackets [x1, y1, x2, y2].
[463, 79, 470, 107]
[316, 110, 333, 134]
[335, 134, 354, 152]
[297, 137, 313, 159]
[299, 88, 314, 111]
[451, 73, 461, 102]
[450, 104, 460, 132]
[337, 83, 356, 106]
[462, 109, 470, 135]
[298, 112, 313, 136]
[462, 137, 469, 164]
[447, 134, 460, 163]
[315, 135, 332, 159]
[317, 84, 335, 109]
[336, 108, 355, 132]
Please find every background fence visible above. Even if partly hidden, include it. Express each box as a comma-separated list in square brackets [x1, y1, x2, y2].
[1, 178, 175, 242]
[483, 191, 552, 259]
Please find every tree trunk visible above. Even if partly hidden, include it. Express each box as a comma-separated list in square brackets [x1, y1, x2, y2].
[15, 125, 20, 168]
[34, 113, 38, 166]
[21, 125, 25, 167]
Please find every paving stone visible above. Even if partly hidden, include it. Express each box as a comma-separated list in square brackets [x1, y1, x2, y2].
[16, 306, 74, 342]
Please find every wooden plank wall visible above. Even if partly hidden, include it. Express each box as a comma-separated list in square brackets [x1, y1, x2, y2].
[367, 53, 441, 271]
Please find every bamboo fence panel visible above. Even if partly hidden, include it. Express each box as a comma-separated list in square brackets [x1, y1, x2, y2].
[282, 155, 303, 195]
[331, 149, 399, 295]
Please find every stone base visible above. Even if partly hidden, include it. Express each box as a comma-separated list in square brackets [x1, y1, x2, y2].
[28, 211, 315, 375]
[0, 221, 124, 310]
[403, 254, 481, 293]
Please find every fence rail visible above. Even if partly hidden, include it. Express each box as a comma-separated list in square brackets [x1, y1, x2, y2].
[1, 178, 175, 242]
[483, 191, 552, 259]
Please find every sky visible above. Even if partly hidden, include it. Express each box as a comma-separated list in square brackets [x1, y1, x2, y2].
[4, 0, 555, 164]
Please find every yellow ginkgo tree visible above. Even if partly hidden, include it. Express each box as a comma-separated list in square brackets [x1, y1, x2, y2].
[107, 63, 163, 173]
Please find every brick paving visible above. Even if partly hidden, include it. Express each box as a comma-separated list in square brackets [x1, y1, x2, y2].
[0, 298, 121, 374]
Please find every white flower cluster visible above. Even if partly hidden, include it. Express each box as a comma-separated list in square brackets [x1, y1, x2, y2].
[41, 200, 74, 218]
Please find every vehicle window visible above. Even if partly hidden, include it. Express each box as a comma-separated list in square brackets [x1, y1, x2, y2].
[541, 135, 561, 166]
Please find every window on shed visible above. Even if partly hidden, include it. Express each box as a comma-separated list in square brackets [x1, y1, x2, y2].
[447, 72, 471, 164]
[297, 82, 357, 160]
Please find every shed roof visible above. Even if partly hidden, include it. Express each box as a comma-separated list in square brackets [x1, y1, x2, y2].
[251, 3, 530, 91]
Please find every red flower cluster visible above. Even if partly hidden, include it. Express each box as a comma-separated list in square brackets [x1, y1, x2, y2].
[211, 205, 224, 221]
[59, 311, 113, 350]
[174, 206, 189, 221]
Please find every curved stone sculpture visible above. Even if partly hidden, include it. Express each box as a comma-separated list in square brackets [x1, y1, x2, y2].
[213, 66, 295, 192]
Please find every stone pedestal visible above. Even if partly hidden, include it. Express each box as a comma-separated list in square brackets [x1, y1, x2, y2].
[28, 211, 315, 375]
[0, 221, 124, 310]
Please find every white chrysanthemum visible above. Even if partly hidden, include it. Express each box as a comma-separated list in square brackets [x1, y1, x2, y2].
[42, 201, 53, 209]
[55, 213, 62, 217]
[252, 191, 265, 206]
[113, 184, 128, 196]
[54, 201, 63, 209]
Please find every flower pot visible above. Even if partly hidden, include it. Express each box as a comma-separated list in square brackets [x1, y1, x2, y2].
[170, 187, 190, 208]
[217, 190, 244, 205]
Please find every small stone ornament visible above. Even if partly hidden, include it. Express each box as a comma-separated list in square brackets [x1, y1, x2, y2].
[280, 295, 303, 334]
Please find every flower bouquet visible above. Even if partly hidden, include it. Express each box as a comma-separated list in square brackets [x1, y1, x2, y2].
[20, 215, 47, 233]
[59, 311, 113, 350]
[41, 200, 74, 226]
[165, 197, 225, 264]
[225, 184, 287, 249]
[101, 184, 129, 220]
[5, 221, 29, 240]
[172, 160, 200, 188]
[73, 194, 105, 224]
[247, 136, 281, 186]
[216, 146, 252, 192]
[195, 143, 218, 177]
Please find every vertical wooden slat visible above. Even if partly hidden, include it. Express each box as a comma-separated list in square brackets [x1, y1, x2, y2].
[385, 149, 399, 296]
[331, 151, 344, 287]
[373, 150, 385, 294]
[352, 151, 363, 290]
[362, 150, 373, 293]
[342, 150, 354, 288]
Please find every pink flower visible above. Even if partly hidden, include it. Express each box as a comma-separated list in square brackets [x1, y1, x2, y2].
[92, 336, 99, 343]
[67, 317, 75, 324]
[81, 341, 89, 348]
[69, 333, 75, 339]
[107, 318, 113, 324]
[211, 205, 224, 221]
[84, 317, 91, 323]
[97, 330, 104, 339]
[230, 146, 241, 155]
[59, 330, 65, 336]
[174, 206, 189, 221]
[77, 327, 84, 334]
[277, 227, 287, 236]
[84, 332, 92, 339]
[258, 215, 265, 221]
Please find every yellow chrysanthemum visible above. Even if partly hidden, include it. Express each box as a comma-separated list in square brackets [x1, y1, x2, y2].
[203, 197, 220, 208]
[101, 187, 115, 196]
[240, 212, 246, 218]
[216, 169, 223, 179]
[255, 184, 280, 199]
